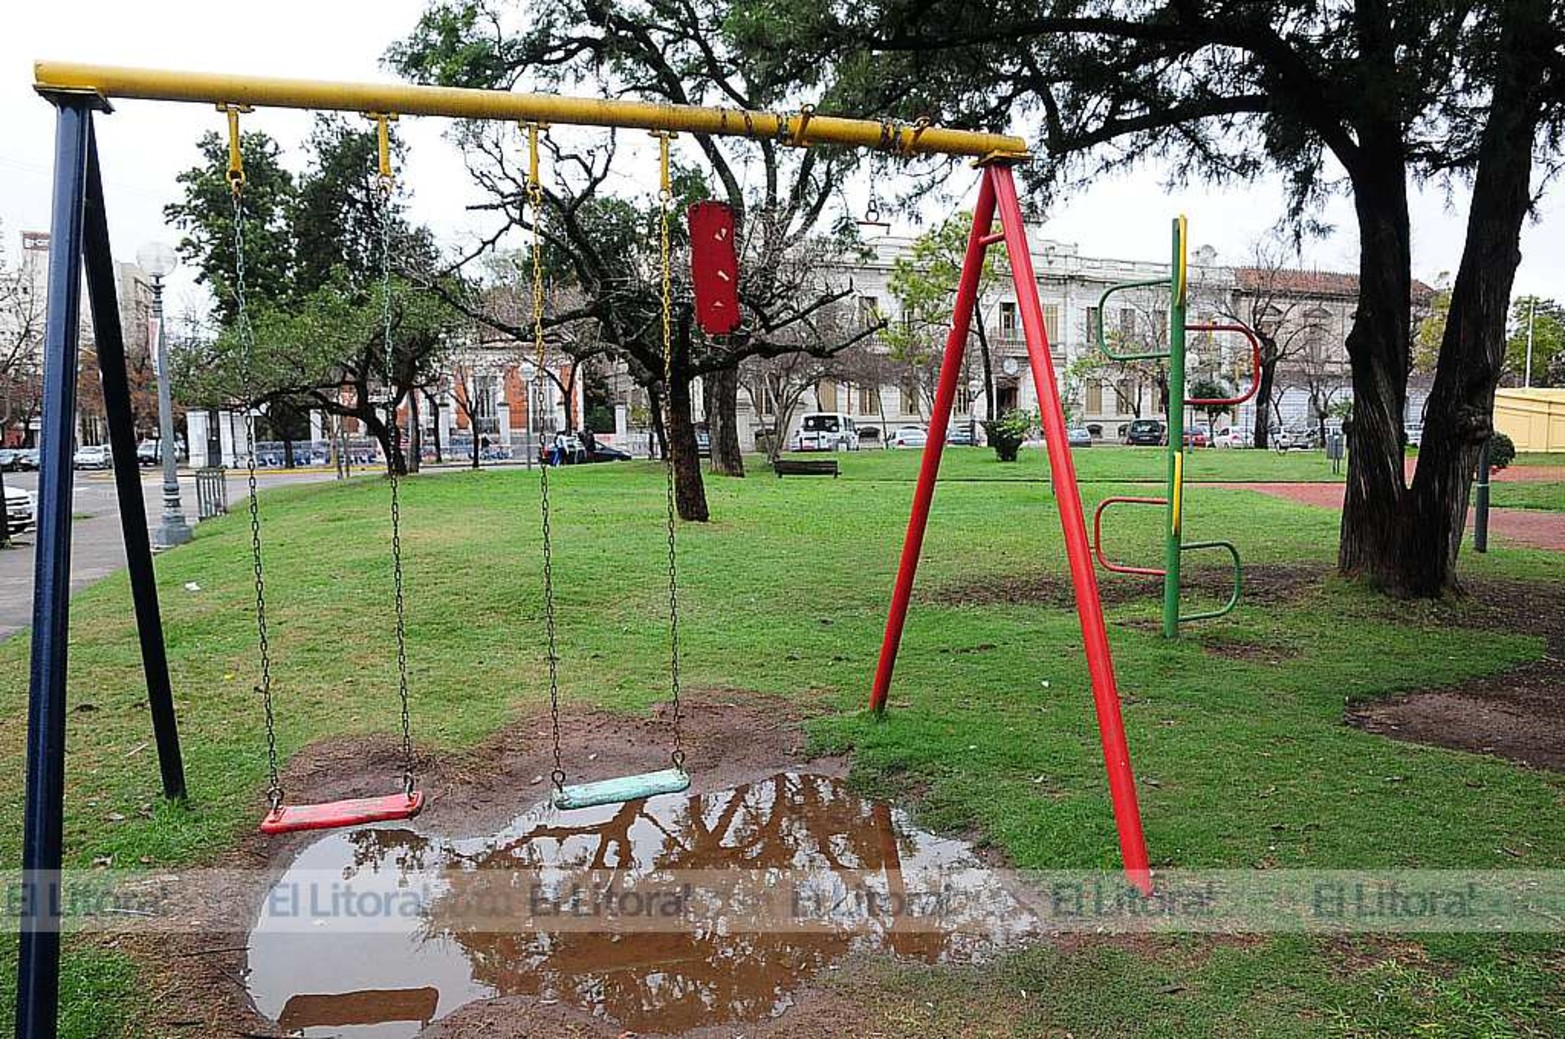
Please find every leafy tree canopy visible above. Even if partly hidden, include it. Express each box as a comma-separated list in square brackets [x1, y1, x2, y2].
[1505, 297, 1565, 387]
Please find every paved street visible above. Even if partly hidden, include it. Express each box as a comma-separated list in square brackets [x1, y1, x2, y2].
[0, 467, 336, 641]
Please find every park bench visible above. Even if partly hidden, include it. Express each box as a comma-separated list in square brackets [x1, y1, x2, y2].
[773, 458, 839, 478]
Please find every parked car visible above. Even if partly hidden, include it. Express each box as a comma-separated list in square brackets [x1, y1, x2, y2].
[136, 439, 183, 466]
[1279, 426, 1320, 450]
[0, 449, 21, 471]
[16, 449, 40, 471]
[791, 412, 860, 452]
[1212, 425, 1250, 448]
[585, 442, 633, 463]
[1067, 427, 1093, 447]
[946, 425, 982, 446]
[1271, 426, 1320, 451]
[889, 425, 929, 449]
[1181, 428, 1210, 448]
[1124, 419, 1165, 446]
[536, 434, 632, 465]
[73, 445, 112, 469]
[4, 485, 35, 536]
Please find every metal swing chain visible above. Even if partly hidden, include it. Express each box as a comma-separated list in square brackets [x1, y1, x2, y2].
[655, 131, 685, 773]
[227, 133, 283, 811]
[526, 123, 567, 794]
[372, 115, 418, 800]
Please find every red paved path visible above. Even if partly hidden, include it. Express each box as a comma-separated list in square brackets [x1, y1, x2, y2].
[1217, 482, 1565, 551]
[1493, 465, 1565, 483]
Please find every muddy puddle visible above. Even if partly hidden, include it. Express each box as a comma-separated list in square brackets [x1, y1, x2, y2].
[246, 771, 1033, 1036]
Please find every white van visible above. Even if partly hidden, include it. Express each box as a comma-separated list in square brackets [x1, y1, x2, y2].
[790, 412, 860, 452]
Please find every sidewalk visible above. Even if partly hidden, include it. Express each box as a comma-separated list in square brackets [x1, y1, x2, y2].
[76, 457, 545, 483]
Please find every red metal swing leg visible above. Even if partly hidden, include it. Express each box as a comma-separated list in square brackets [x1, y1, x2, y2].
[992, 165, 1150, 893]
[869, 165, 1152, 895]
[870, 171, 995, 715]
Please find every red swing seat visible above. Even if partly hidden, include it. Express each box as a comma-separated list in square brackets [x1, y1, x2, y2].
[260, 790, 425, 835]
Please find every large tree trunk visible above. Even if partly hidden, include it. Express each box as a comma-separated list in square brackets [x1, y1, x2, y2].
[361, 409, 408, 476]
[974, 317, 996, 419]
[1396, 1, 1549, 596]
[705, 364, 746, 476]
[408, 393, 422, 474]
[427, 392, 443, 464]
[1252, 343, 1277, 449]
[665, 371, 710, 522]
[649, 387, 668, 460]
[1338, 147, 1414, 587]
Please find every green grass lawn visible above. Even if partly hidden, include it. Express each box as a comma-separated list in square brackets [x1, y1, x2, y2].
[1492, 480, 1565, 512]
[1, 450, 1561, 1036]
[802, 442, 1347, 482]
[1513, 451, 1565, 468]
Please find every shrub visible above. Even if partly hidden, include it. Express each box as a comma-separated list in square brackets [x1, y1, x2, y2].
[982, 409, 1035, 462]
[1488, 430, 1516, 471]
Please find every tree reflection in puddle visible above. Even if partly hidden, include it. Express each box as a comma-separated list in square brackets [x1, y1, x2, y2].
[248, 772, 1031, 1037]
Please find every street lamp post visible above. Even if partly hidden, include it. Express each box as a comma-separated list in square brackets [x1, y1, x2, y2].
[136, 242, 192, 548]
[968, 378, 983, 446]
[1524, 296, 1536, 389]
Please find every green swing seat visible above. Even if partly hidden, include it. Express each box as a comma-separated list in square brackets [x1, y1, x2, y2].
[553, 767, 690, 810]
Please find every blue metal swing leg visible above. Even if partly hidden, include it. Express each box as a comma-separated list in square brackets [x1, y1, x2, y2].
[553, 768, 690, 810]
[19, 93, 93, 1039]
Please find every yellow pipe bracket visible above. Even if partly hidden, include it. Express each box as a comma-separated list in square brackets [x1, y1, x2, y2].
[217, 103, 251, 195]
[363, 112, 398, 189]
[651, 129, 676, 201]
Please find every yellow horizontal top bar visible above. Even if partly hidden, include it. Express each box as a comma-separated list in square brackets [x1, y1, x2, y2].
[34, 61, 1030, 161]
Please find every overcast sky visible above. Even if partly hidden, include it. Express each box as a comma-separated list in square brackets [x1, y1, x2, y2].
[5, 1, 1562, 317]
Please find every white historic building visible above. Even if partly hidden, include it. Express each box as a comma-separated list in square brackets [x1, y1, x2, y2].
[698, 221, 1432, 450]
[10, 221, 1429, 466]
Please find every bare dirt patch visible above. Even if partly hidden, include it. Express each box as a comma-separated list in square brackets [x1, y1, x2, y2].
[1346, 578, 1565, 772]
[1200, 639, 1301, 665]
[129, 693, 846, 1038]
[933, 562, 1327, 610]
[1347, 657, 1565, 772]
[941, 559, 1565, 773]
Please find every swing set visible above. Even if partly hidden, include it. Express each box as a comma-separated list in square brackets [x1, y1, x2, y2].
[1090, 217, 1262, 638]
[20, 60, 1153, 1038]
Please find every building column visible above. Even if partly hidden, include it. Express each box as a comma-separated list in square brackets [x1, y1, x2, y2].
[438, 390, 454, 443]
[186, 410, 210, 467]
[495, 401, 512, 447]
[217, 410, 237, 468]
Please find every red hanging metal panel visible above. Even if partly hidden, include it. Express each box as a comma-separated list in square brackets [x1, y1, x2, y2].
[688, 201, 741, 335]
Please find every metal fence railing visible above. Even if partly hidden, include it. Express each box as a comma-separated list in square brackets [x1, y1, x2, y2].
[194, 467, 227, 521]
